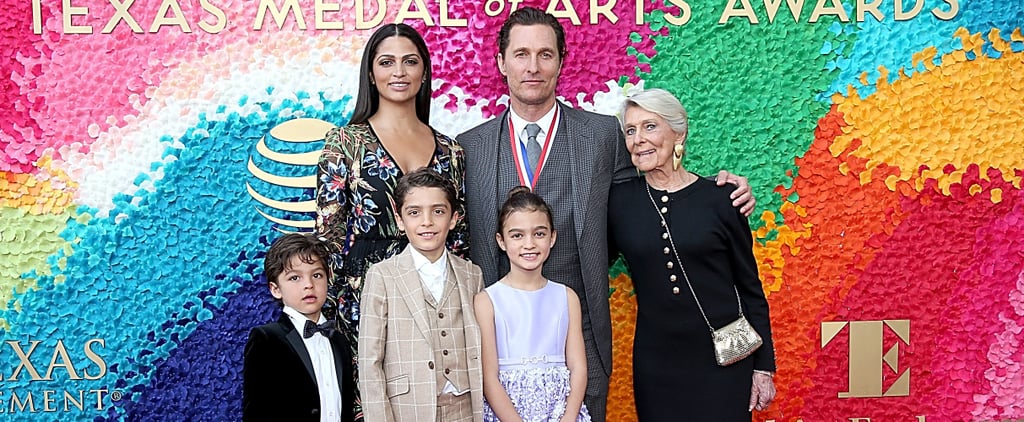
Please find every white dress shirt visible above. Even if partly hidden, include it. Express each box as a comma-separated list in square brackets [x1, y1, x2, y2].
[509, 105, 559, 183]
[283, 306, 343, 422]
[410, 247, 448, 303]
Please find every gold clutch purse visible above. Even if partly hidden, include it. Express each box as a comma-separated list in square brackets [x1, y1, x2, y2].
[712, 314, 763, 367]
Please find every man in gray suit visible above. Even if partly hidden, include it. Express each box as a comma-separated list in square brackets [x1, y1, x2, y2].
[457, 7, 754, 421]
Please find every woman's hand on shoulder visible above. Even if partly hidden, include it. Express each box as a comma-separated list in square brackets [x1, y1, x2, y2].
[715, 170, 755, 217]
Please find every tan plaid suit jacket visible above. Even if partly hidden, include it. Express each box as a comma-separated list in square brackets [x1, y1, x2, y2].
[358, 245, 484, 422]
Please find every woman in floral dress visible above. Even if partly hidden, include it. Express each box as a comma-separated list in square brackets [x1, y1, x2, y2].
[315, 23, 469, 420]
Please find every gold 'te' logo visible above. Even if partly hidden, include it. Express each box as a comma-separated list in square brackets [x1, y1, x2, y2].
[821, 320, 911, 398]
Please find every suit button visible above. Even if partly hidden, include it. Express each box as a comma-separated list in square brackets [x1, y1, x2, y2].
[428, 361, 434, 369]
[445, 368, 451, 375]
[443, 349, 449, 356]
[439, 312, 444, 319]
[441, 330, 447, 337]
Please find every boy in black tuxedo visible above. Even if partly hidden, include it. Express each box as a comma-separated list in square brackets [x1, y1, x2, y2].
[243, 233, 355, 422]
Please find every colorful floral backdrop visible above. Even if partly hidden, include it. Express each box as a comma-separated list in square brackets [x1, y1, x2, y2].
[1, 0, 1022, 420]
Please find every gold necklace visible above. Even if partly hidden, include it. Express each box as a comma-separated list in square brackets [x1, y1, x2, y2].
[646, 171, 694, 192]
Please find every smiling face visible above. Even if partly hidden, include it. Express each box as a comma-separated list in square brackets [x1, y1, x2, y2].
[269, 255, 329, 322]
[496, 209, 556, 274]
[497, 24, 563, 114]
[396, 186, 458, 262]
[371, 35, 425, 107]
[622, 105, 685, 174]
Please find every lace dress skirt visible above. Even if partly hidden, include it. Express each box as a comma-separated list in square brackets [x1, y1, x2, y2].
[483, 362, 591, 422]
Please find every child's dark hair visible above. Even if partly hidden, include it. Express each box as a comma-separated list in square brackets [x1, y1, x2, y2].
[496, 186, 554, 234]
[264, 233, 331, 285]
[394, 167, 460, 211]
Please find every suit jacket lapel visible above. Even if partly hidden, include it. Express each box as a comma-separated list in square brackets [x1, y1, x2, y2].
[451, 258, 478, 340]
[559, 104, 595, 242]
[393, 246, 433, 340]
[280, 313, 317, 385]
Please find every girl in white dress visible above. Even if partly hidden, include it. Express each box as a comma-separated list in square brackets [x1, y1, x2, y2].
[474, 186, 591, 422]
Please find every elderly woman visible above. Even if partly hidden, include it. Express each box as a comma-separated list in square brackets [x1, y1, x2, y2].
[608, 88, 776, 421]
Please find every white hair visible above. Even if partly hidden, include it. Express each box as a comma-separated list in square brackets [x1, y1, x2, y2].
[618, 88, 689, 138]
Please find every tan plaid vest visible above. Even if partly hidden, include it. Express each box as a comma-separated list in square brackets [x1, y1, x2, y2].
[423, 265, 471, 394]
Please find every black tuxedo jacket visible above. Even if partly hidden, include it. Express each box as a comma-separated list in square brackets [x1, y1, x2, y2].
[242, 313, 355, 422]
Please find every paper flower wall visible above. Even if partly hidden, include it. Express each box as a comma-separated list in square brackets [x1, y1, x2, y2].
[1, 0, 1021, 420]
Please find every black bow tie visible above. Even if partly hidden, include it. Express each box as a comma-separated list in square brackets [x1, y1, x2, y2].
[303, 320, 336, 339]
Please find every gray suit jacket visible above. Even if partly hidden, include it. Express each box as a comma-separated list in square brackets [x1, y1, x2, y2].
[457, 102, 635, 377]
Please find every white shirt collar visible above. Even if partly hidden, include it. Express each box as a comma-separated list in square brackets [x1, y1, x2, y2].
[410, 248, 447, 302]
[410, 247, 447, 275]
[282, 305, 325, 333]
[509, 104, 558, 144]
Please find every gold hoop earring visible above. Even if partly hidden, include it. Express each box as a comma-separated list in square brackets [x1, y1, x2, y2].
[672, 144, 684, 170]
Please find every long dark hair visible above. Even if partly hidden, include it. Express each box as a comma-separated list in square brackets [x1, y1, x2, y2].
[350, 23, 433, 125]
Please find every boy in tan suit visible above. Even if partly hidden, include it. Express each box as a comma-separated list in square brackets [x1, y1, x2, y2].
[358, 168, 484, 422]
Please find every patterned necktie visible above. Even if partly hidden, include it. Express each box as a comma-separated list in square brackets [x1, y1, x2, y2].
[303, 319, 335, 339]
[524, 123, 542, 172]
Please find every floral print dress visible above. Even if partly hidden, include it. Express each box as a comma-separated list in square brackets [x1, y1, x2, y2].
[315, 122, 469, 418]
